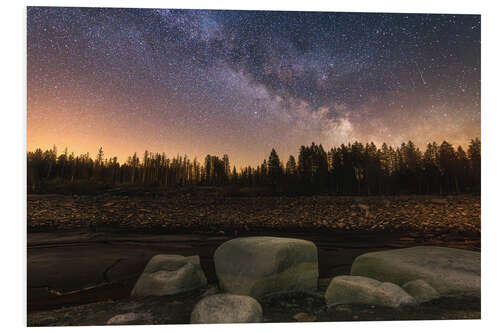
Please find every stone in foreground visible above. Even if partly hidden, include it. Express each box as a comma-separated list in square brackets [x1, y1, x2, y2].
[402, 279, 440, 303]
[325, 275, 417, 308]
[106, 312, 152, 325]
[214, 237, 318, 299]
[350, 246, 480, 297]
[131, 254, 207, 297]
[190, 293, 263, 324]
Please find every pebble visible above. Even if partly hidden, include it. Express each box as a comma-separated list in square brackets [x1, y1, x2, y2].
[38, 316, 57, 326]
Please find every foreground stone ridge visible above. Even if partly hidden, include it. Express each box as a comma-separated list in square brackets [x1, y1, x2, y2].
[402, 279, 440, 303]
[190, 293, 263, 324]
[350, 246, 480, 297]
[214, 236, 318, 299]
[131, 254, 207, 297]
[325, 275, 417, 308]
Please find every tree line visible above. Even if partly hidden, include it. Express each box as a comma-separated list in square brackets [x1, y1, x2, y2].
[27, 138, 480, 195]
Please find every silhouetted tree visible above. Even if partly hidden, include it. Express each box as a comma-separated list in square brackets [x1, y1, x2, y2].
[267, 148, 282, 190]
[285, 155, 297, 177]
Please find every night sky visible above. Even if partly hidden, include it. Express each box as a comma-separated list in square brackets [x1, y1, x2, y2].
[27, 7, 480, 168]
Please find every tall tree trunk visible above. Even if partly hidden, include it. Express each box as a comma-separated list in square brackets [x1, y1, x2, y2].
[455, 176, 460, 194]
[45, 162, 52, 180]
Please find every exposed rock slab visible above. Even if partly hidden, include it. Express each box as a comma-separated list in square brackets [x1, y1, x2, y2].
[190, 293, 263, 324]
[214, 237, 318, 299]
[325, 275, 417, 308]
[350, 246, 480, 297]
[402, 279, 440, 303]
[131, 254, 207, 297]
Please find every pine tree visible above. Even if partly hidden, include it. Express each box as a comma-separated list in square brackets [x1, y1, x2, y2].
[267, 148, 282, 189]
[285, 155, 297, 177]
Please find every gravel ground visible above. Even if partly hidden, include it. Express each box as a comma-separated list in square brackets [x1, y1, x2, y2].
[27, 193, 480, 235]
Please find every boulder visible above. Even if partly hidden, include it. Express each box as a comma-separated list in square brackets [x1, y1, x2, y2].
[131, 254, 207, 297]
[402, 279, 440, 303]
[190, 294, 263, 324]
[350, 246, 480, 297]
[325, 275, 417, 308]
[214, 237, 318, 299]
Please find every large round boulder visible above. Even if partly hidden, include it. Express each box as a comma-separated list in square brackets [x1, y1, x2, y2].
[214, 237, 318, 299]
[190, 293, 263, 324]
[131, 254, 207, 297]
[325, 275, 417, 308]
[350, 246, 480, 297]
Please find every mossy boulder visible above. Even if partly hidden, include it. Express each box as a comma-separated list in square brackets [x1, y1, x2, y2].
[350, 246, 480, 297]
[214, 237, 318, 299]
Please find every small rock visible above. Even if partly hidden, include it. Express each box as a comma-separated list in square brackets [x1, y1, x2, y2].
[293, 312, 316, 322]
[106, 312, 151, 325]
[335, 305, 352, 314]
[325, 275, 417, 308]
[190, 293, 263, 324]
[38, 316, 57, 326]
[402, 279, 440, 303]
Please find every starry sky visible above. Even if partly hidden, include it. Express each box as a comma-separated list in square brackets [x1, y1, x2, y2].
[27, 7, 480, 168]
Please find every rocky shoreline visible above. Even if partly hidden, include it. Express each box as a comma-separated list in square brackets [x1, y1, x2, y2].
[28, 236, 481, 326]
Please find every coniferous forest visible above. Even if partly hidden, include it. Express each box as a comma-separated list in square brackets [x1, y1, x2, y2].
[27, 138, 481, 195]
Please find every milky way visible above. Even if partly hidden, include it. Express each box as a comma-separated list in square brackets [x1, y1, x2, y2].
[27, 7, 480, 167]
